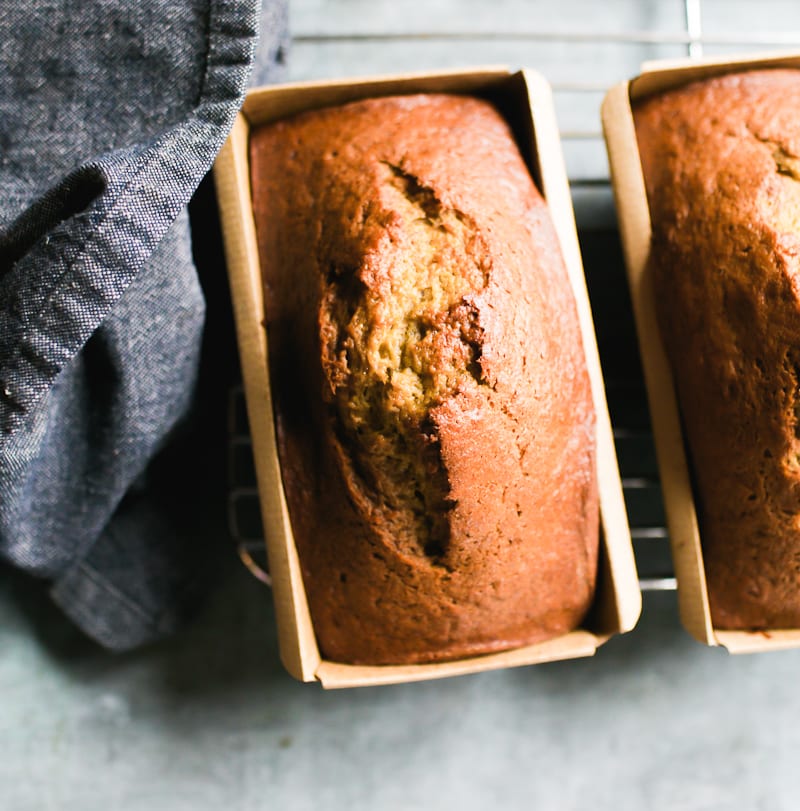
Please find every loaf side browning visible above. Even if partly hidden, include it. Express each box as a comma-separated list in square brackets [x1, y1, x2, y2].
[251, 93, 598, 664]
[634, 69, 800, 629]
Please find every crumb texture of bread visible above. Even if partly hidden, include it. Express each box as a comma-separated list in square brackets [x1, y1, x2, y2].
[250, 93, 598, 664]
[634, 69, 800, 630]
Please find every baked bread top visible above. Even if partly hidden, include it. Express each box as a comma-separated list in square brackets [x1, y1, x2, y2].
[634, 69, 800, 628]
[251, 93, 599, 664]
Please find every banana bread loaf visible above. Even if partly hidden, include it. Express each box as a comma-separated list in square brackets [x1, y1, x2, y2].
[634, 68, 800, 630]
[250, 93, 598, 664]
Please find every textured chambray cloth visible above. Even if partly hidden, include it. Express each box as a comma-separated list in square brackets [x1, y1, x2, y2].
[0, 0, 288, 649]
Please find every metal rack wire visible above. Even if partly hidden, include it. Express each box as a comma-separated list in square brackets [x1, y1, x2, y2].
[227, 0, 798, 591]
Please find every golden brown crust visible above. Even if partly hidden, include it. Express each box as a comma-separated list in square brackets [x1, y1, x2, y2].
[634, 69, 800, 629]
[251, 93, 598, 664]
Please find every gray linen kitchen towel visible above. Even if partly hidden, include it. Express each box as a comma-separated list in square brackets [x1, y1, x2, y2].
[0, 0, 288, 649]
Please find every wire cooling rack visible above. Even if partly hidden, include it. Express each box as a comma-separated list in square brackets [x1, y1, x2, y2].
[227, 0, 800, 591]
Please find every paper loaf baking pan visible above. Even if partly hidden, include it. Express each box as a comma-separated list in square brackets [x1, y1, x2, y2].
[214, 67, 641, 688]
[602, 51, 800, 654]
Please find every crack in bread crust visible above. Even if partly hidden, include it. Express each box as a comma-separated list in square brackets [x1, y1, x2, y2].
[320, 163, 491, 561]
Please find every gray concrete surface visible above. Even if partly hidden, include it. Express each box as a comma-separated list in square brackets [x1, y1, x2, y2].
[3, 560, 800, 810]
